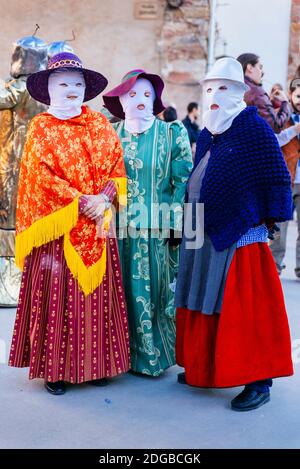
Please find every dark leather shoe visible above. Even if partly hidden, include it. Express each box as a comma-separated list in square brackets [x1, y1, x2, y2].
[177, 372, 186, 384]
[276, 263, 286, 275]
[231, 388, 270, 411]
[88, 378, 109, 387]
[127, 369, 154, 378]
[44, 380, 66, 395]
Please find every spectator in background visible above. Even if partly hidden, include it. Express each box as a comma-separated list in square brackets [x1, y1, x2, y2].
[182, 102, 200, 144]
[163, 106, 178, 122]
[182, 102, 201, 159]
[270, 83, 283, 110]
[270, 77, 300, 278]
[237, 53, 291, 133]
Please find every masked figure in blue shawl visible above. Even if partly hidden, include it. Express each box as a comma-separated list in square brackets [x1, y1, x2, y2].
[175, 58, 293, 411]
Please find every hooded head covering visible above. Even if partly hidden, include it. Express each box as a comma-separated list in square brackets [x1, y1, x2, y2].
[103, 69, 165, 120]
[201, 58, 249, 134]
[47, 69, 86, 120]
[26, 52, 108, 105]
[119, 78, 156, 133]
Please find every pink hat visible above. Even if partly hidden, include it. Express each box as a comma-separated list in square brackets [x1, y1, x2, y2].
[103, 69, 165, 119]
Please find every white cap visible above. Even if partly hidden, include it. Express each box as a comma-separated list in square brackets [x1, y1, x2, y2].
[202, 57, 249, 91]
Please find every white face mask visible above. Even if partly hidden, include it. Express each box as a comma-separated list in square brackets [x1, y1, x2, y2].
[202, 79, 246, 134]
[119, 78, 155, 134]
[47, 70, 86, 120]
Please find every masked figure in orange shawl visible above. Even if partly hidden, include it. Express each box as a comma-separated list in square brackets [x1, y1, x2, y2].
[8, 53, 130, 395]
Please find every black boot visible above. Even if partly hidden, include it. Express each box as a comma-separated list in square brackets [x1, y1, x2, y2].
[44, 380, 66, 395]
[128, 369, 154, 378]
[177, 372, 186, 384]
[231, 387, 270, 411]
[88, 378, 109, 387]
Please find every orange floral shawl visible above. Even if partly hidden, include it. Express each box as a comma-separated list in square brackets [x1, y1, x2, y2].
[15, 106, 126, 296]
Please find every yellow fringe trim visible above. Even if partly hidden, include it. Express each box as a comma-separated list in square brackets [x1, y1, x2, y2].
[111, 177, 127, 208]
[15, 178, 126, 296]
[63, 233, 107, 297]
[15, 197, 79, 271]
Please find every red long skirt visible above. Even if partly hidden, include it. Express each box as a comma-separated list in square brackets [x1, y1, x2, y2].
[176, 243, 293, 388]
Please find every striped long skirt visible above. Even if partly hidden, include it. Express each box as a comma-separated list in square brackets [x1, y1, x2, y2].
[9, 236, 130, 383]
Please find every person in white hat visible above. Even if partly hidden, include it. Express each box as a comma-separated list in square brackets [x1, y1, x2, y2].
[175, 58, 293, 411]
[201, 56, 249, 135]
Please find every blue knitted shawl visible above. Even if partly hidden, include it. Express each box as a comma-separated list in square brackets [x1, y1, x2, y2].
[193, 106, 292, 251]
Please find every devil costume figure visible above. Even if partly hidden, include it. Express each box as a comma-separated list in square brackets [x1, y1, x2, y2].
[0, 34, 48, 306]
[175, 58, 293, 411]
[9, 53, 130, 395]
[103, 70, 193, 376]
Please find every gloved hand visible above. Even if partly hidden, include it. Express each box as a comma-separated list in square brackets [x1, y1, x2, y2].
[267, 223, 280, 240]
[166, 229, 182, 247]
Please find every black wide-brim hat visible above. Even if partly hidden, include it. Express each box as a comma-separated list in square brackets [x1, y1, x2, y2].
[103, 69, 165, 119]
[27, 52, 108, 105]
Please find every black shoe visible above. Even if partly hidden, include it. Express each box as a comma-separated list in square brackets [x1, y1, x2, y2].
[276, 263, 286, 275]
[44, 380, 66, 395]
[128, 369, 154, 377]
[177, 372, 186, 384]
[295, 268, 300, 279]
[231, 388, 270, 412]
[128, 369, 142, 376]
[88, 378, 109, 387]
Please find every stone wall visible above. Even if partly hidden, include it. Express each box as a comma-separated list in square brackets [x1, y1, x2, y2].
[0, 0, 210, 118]
[159, 0, 210, 116]
[288, 0, 300, 81]
[0, 0, 164, 111]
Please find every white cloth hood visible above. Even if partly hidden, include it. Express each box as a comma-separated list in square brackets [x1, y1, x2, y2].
[47, 70, 86, 120]
[202, 78, 246, 134]
[119, 78, 155, 134]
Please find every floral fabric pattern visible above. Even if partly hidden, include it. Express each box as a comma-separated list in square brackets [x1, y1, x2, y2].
[16, 106, 126, 294]
[116, 119, 192, 375]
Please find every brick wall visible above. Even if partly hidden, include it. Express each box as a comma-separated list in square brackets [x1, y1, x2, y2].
[0, 0, 210, 118]
[288, 0, 300, 81]
[159, 0, 210, 117]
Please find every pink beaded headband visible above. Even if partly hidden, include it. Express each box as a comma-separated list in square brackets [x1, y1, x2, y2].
[48, 59, 83, 70]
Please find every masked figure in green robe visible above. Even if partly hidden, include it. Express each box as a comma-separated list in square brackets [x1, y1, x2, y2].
[103, 70, 193, 376]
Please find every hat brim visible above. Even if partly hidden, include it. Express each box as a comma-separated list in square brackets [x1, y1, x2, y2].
[200, 76, 249, 92]
[103, 72, 165, 119]
[27, 67, 108, 105]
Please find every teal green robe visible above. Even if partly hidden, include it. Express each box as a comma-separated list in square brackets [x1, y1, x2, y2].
[115, 118, 193, 375]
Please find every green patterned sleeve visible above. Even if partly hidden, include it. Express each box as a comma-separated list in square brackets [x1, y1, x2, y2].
[169, 121, 193, 231]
